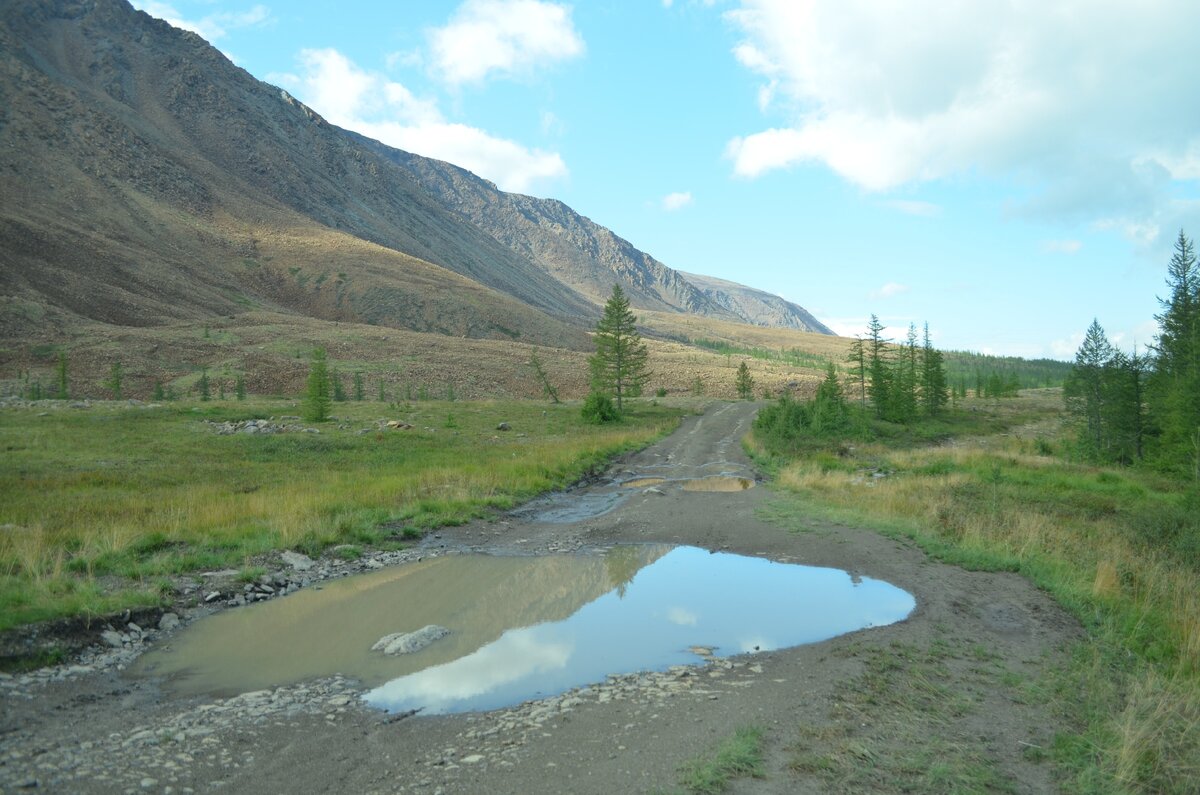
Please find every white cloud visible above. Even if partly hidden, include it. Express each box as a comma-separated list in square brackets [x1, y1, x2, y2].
[280, 48, 567, 194]
[870, 283, 910, 300]
[725, 0, 1200, 231]
[132, 2, 270, 42]
[884, 200, 940, 218]
[1042, 239, 1083, 255]
[428, 0, 585, 86]
[662, 191, 693, 211]
[665, 606, 697, 626]
[540, 110, 565, 136]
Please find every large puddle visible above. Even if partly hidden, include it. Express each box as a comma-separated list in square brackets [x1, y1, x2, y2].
[133, 546, 915, 715]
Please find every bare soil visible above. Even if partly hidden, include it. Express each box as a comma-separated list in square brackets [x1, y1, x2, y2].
[0, 402, 1080, 794]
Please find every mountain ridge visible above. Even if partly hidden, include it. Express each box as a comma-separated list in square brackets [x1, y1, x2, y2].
[0, 0, 832, 360]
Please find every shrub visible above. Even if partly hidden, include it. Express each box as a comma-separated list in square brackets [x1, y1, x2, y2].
[581, 391, 618, 424]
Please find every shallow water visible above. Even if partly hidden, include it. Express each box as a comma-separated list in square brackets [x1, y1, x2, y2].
[680, 476, 755, 492]
[133, 546, 914, 715]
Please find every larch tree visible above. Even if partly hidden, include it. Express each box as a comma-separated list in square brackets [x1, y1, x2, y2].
[735, 360, 755, 400]
[304, 347, 332, 423]
[1064, 319, 1115, 457]
[589, 285, 650, 412]
[1149, 229, 1200, 466]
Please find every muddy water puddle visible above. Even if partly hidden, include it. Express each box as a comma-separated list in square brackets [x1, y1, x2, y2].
[134, 546, 914, 715]
[681, 476, 755, 492]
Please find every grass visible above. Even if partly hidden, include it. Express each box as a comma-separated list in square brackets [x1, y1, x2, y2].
[789, 640, 1019, 794]
[751, 391, 1200, 793]
[0, 397, 682, 630]
[673, 725, 766, 794]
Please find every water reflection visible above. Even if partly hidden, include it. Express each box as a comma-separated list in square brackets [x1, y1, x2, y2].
[131, 546, 669, 696]
[366, 547, 914, 714]
[133, 546, 915, 715]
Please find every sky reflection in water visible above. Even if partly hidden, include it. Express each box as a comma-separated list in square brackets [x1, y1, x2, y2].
[366, 546, 914, 714]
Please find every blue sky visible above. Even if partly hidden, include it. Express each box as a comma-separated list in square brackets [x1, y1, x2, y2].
[132, 1, 1200, 359]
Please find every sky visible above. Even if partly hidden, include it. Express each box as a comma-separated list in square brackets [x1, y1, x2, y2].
[130, 0, 1200, 359]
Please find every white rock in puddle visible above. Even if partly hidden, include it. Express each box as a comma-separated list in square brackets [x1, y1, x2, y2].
[372, 625, 451, 655]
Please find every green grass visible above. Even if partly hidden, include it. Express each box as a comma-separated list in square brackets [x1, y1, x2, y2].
[0, 398, 682, 630]
[676, 725, 766, 794]
[754, 391, 1200, 793]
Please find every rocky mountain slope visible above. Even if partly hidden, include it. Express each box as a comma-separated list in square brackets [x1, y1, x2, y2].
[363, 140, 831, 332]
[0, 0, 830, 359]
[0, 0, 592, 349]
[677, 272, 832, 334]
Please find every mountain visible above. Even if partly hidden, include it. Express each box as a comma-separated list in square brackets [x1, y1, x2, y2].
[0, 0, 830, 361]
[677, 272, 833, 334]
[0, 0, 592, 349]
[357, 139, 831, 332]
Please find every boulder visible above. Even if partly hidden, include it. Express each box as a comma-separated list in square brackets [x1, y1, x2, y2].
[280, 551, 315, 571]
[371, 625, 450, 655]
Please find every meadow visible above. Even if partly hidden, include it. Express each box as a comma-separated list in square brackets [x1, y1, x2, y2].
[750, 391, 1199, 793]
[0, 397, 683, 631]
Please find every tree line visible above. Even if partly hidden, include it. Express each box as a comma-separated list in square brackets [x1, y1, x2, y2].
[754, 316, 951, 451]
[1065, 230, 1200, 475]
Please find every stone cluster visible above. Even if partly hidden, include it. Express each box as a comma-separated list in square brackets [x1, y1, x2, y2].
[203, 418, 316, 435]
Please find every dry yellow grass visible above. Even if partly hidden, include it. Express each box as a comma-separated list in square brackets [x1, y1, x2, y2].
[767, 425, 1200, 791]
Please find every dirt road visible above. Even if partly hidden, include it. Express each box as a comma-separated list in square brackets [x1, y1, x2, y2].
[0, 402, 1079, 793]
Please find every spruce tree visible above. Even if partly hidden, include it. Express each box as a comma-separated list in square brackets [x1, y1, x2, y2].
[235, 374, 246, 401]
[589, 285, 650, 412]
[198, 369, 210, 401]
[304, 348, 332, 422]
[353, 371, 365, 401]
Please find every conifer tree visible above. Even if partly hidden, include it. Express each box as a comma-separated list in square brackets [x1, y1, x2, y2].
[235, 374, 246, 401]
[1064, 319, 1115, 457]
[589, 285, 650, 412]
[304, 348, 332, 422]
[106, 361, 123, 400]
[1148, 229, 1200, 466]
[55, 351, 68, 400]
[735, 360, 755, 400]
[865, 314, 891, 418]
[846, 336, 868, 409]
[353, 371, 365, 401]
[920, 323, 949, 417]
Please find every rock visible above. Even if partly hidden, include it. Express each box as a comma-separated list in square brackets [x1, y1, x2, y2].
[204, 591, 221, 603]
[100, 630, 124, 648]
[461, 754, 484, 765]
[159, 611, 180, 630]
[372, 625, 451, 655]
[643, 487, 665, 496]
[496, 422, 511, 431]
[280, 551, 315, 571]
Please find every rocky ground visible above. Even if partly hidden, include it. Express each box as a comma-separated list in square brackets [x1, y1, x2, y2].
[0, 402, 1081, 794]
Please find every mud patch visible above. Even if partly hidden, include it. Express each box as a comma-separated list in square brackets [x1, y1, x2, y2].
[681, 476, 755, 492]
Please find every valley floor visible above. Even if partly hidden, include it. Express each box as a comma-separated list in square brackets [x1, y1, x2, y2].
[0, 402, 1079, 794]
